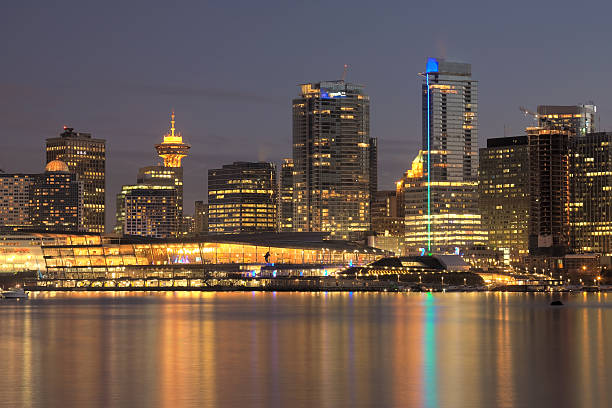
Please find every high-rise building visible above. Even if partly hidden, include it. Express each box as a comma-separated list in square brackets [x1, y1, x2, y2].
[537, 105, 596, 136]
[0, 173, 35, 230]
[194, 200, 209, 234]
[371, 190, 403, 236]
[369, 137, 378, 207]
[208, 162, 277, 234]
[29, 160, 84, 232]
[406, 58, 484, 254]
[527, 127, 571, 256]
[569, 132, 612, 255]
[292, 80, 372, 240]
[122, 184, 179, 238]
[278, 158, 294, 232]
[46, 126, 105, 233]
[479, 136, 530, 265]
[155, 112, 190, 220]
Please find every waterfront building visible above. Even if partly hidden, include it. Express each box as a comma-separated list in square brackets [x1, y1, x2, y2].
[122, 184, 179, 238]
[154, 112, 190, 221]
[536, 105, 596, 136]
[569, 132, 612, 255]
[46, 126, 105, 233]
[208, 162, 277, 234]
[29, 160, 84, 232]
[0, 232, 386, 282]
[194, 201, 209, 234]
[479, 136, 530, 265]
[527, 127, 571, 256]
[292, 80, 373, 240]
[278, 158, 294, 232]
[0, 173, 35, 230]
[371, 190, 404, 236]
[409, 58, 485, 254]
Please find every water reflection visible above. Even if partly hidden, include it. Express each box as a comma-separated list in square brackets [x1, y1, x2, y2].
[0, 292, 609, 408]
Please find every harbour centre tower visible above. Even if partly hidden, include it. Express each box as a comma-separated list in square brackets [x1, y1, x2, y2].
[403, 58, 486, 254]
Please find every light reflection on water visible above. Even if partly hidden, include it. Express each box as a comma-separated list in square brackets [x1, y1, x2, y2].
[0, 292, 610, 408]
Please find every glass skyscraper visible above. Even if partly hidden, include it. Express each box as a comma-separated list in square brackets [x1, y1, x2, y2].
[292, 81, 373, 240]
[404, 58, 485, 254]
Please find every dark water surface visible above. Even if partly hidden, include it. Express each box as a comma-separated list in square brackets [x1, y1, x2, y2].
[0, 292, 610, 408]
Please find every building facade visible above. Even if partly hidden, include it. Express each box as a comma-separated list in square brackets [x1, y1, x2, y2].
[406, 58, 484, 254]
[0, 173, 35, 230]
[208, 162, 277, 234]
[194, 200, 209, 234]
[29, 161, 84, 232]
[292, 81, 373, 240]
[46, 127, 105, 233]
[527, 127, 571, 256]
[479, 136, 530, 265]
[278, 158, 294, 232]
[569, 132, 612, 255]
[122, 184, 179, 238]
[537, 105, 596, 136]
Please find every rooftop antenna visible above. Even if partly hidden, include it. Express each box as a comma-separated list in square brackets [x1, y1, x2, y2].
[341, 64, 348, 82]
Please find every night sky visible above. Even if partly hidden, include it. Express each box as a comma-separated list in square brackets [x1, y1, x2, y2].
[2, 0, 611, 229]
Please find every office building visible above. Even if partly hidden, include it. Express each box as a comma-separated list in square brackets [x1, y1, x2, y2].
[527, 127, 571, 256]
[208, 162, 277, 234]
[0, 173, 35, 230]
[122, 184, 179, 238]
[479, 136, 530, 265]
[46, 126, 105, 233]
[406, 58, 485, 254]
[292, 80, 373, 240]
[536, 105, 596, 136]
[371, 190, 403, 236]
[29, 160, 84, 232]
[570, 132, 612, 255]
[278, 158, 294, 232]
[194, 201, 209, 234]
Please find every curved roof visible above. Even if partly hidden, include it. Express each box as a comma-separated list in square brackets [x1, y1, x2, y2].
[45, 160, 69, 172]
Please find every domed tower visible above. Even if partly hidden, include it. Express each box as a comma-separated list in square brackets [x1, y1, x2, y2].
[155, 112, 190, 168]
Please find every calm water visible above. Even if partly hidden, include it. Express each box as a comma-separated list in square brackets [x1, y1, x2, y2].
[0, 292, 610, 408]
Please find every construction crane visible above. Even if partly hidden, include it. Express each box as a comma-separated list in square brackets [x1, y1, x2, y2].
[341, 64, 348, 82]
[519, 106, 539, 120]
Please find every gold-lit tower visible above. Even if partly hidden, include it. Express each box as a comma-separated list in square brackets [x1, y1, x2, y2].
[155, 111, 190, 167]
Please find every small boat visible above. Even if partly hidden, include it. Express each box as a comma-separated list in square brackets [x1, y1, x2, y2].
[1, 288, 29, 299]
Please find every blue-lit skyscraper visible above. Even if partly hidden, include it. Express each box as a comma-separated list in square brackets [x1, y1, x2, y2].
[403, 58, 485, 254]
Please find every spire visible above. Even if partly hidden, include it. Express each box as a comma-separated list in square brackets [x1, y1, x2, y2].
[170, 110, 176, 137]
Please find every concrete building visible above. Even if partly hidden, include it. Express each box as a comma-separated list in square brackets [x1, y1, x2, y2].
[46, 126, 105, 233]
[208, 162, 277, 234]
[536, 105, 596, 136]
[569, 132, 612, 255]
[527, 127, 571, 256]
[194, 201, 209, 234]
[122, 184, 179, 238]
[404, 58, 485, 254]
[292, 80, 373, 240]
[0, 173, 35, 230]
[29, 160, 84, 232]
[278, 158, 294, 232]
[479, 136, 530, 265]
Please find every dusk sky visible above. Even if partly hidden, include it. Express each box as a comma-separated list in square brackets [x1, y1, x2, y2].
[2, 0, 611, 229]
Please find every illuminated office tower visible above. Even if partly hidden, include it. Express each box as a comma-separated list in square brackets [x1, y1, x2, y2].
[0, 173, 35, 230]
[479, 136, 530, 265]
[121, 184, 179, 238]
[569, 132, 612, 255]
[527, 127, 571, 256]
[208, 162, 277, 234]
[278, 158, 294, 232]
[536, 105, 596, 136]
[155, 112, 190, 220]
[410, 58, 485, 253]
[46, 127, 105, 233]
[30, 160, 84, 232]
[292, 80, 372, 240]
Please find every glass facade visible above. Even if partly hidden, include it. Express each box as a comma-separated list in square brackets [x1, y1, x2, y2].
[292, 81, 372, 240]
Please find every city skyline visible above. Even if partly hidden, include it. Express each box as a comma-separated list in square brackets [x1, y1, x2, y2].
[3, 1, 612, 229]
